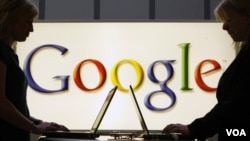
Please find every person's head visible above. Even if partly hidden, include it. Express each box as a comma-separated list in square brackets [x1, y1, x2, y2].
[214, 0, 250, 48]
[0, 0, 38, 45]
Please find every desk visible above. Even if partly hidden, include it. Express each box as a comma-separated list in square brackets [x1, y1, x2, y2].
[38, 130, 206, 141]
[38, 137, 205, 141]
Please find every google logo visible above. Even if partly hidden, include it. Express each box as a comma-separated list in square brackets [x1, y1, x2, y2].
[23, 43, 221, 111]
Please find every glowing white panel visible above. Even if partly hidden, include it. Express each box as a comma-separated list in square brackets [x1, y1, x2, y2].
[16, 22, 235, 130]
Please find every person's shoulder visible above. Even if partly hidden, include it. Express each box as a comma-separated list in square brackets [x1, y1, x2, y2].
[0, 40, 7, 50]
[0, 40, 11, 65]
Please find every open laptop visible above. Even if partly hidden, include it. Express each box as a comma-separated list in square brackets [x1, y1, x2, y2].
[129, 85, 196, 140]
[42, 86, 118, 139]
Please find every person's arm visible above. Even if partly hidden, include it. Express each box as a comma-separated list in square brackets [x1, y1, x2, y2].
[187, 103, 221, 139]
[188, 55, 250, 138]
[0, 60, 69, 134]
[0, 61, 35, 132]
[163, 103, 220, 138]
[30, 116, 43, 125]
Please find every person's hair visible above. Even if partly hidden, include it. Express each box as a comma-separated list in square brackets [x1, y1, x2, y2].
[0, 0, 38, 41]
[214, 0, 250, 49]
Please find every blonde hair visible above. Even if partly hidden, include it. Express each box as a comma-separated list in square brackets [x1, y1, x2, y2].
[0, 0, 38, 41]
[214, 0, 250, 49]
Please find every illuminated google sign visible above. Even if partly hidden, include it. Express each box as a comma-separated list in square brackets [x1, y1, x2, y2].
[23, 43, 221, 111]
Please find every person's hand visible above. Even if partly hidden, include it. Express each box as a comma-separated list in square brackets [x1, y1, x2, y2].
[32, 121, 69, 134]
[163, 123, 190, 135]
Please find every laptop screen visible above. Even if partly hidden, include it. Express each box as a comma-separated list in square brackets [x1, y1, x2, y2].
[90, 86, 118, 133]
[129, 85, 149, 135]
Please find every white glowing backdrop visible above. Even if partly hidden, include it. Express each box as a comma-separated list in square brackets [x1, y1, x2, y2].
[16, 22, 235, 130]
